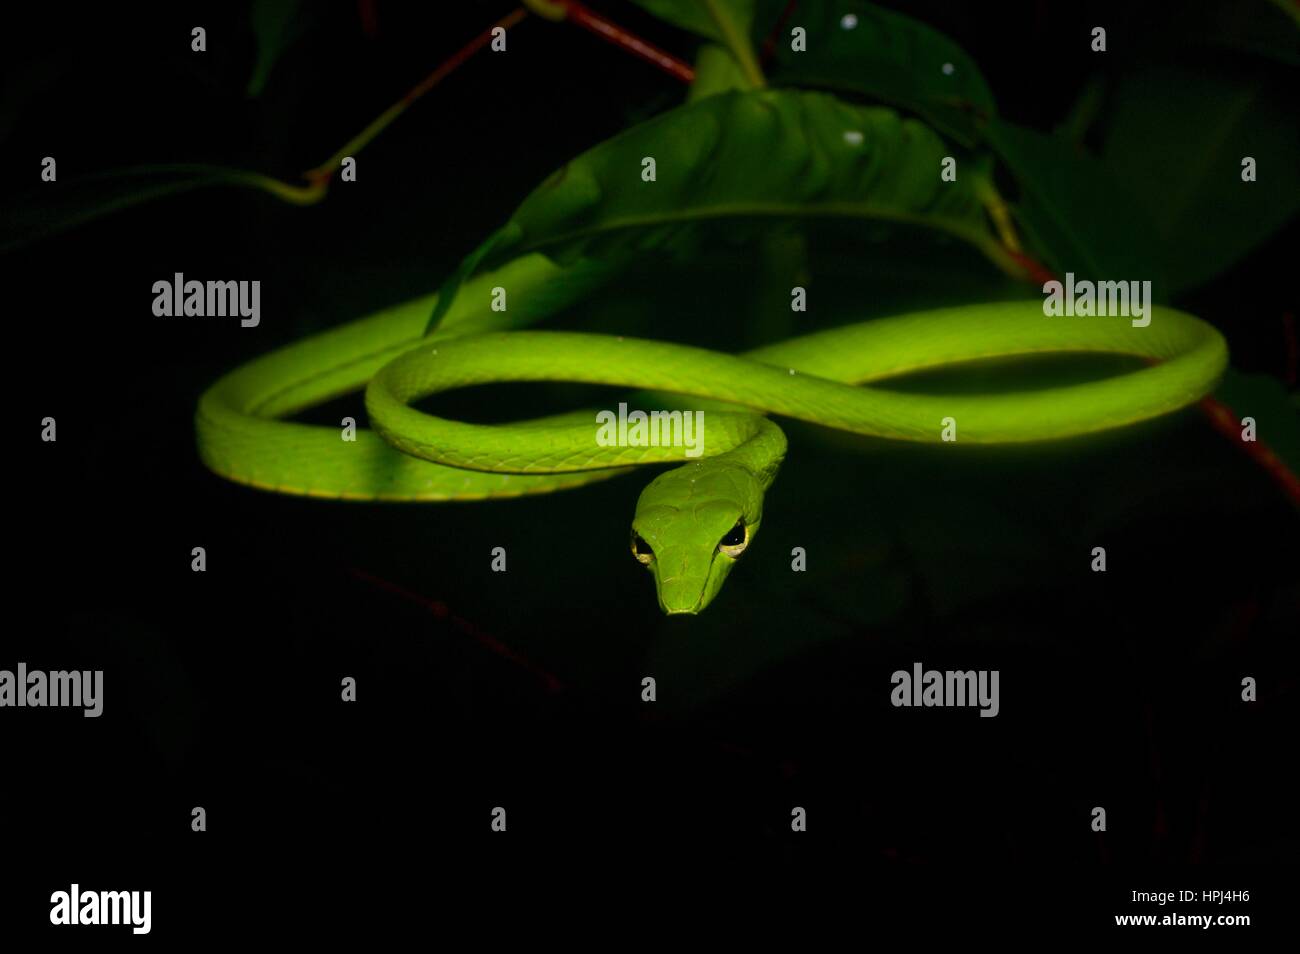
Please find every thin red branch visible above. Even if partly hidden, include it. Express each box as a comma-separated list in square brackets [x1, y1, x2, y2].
[398, 8, 528, 106]
[552, 1, 695, 83]
[357, 0, 380, 38]
[1198, 394, 1300, 504]
[1007, 249, 1057, 287]
[1016, 251, 1300, 508]
[759, 0, 801, 67]
[350, 568, 566, 694]
[302, 6, 528, 187]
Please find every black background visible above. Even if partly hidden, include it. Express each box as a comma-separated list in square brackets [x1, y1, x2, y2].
[2, 0, 1295, 935]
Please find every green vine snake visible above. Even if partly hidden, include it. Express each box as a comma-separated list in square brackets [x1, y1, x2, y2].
[196, 251, 1227, 614]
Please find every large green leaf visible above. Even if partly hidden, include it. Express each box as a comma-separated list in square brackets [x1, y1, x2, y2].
[629, 0, 755, 44]
[1098, 61, 1299, 294]
[736, 1, 1293, 298]
[752, 0, 997, 146]
[431, 88, 1013, 326]
[981, 119, 1169, 292]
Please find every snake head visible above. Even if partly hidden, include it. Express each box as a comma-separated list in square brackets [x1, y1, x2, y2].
[629, 460, 762, 615]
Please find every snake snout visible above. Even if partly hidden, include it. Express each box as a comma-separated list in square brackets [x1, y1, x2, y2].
[657, 581, 705, 616]
[653, 548, 709, 615]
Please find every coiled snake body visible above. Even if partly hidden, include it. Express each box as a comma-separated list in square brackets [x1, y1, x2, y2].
[197, 253, 1226, 613]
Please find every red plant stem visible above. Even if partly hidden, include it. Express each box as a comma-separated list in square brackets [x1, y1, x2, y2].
[1007, 249, 1057, 287]
[350, 568, 566, 694]
[555, 1, 695, 83]
[1017, 252, 1300, 507]
[759, 0, 801, 66]
[398, 8, 528, 105]
[356, 0, 380, 38]
[303, 7, 528, 186]
[1198, 394, 1300, 504]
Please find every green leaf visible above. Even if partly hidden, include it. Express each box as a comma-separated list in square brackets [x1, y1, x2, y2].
[630, 0, 755, 44]
[0, 164, 306, 253]
[247, 0, 308, 97]
[981, 119, 1169, 292]
[1165, 0, 1300, 67]
[1098, 61, 1299, 294]
[1213, 368, 1300, 492]
[631, 0, 763, 87]
[753, 0, 997, 146]
[686, 44, 751, 101]
[431, 88, 1013, 327]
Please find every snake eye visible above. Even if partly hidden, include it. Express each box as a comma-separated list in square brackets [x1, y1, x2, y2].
[631, 531, 654, 565]
[718, 521, 748, 558]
